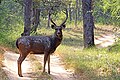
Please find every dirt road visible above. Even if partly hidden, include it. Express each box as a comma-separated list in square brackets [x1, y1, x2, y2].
[95, 34, 115, 48]
[2, 51, 76, 80]
[2, 51, 35, 80]
[35, 54, 76, 80]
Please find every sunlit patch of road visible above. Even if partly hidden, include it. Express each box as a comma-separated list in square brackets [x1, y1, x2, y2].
[2, 51, 35, 80]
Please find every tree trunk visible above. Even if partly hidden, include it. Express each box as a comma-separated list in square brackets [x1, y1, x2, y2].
[34, 9, 40, 30]
[69, 3, 72, 21]
[78, 0, 81, 21]
[47, 11, 50, 28]
[82, 0, 95, 48]
[75, 0, 78, 27]
[21, 0, 32, 36]
[31, 8, 40, 32]
[31, 1, 40, 32]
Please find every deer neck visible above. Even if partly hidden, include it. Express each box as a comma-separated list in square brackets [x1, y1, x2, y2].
[51, 34, 63, 48]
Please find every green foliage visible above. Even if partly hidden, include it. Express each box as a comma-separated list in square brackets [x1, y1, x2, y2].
[0, 25, 23, 48]
[59, 44, 120, 80]
[0, 0, 23, 48]
[94, 0, 120, 26]
[36, 0, 69, 17]
[101, 0, 120, 17]
[36, 0, 120, 26]
[0, 0, 23, 26]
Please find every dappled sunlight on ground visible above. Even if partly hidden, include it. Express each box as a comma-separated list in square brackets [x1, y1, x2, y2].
[95, 34, 115, 48]
[35, 54, 76, 80]
[2, 51, 35, 80]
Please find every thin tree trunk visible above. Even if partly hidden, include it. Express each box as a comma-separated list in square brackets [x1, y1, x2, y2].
[82, 0, 95, 48]
[75, 0, 78, 27]
[69, 3, 72, 21]
[47, 11, 50, 28]
[31, 8, 40, 32]
[78, 0, 81, 20]
[31, 1, 40, 32]
[21, 0, 32, 36]
[34, 9, 40, 30]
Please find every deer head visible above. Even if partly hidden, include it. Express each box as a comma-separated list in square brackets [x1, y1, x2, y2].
[50, 9, 68, 38]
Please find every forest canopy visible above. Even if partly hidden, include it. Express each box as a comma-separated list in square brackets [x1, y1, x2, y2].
[0, 0, 119, 30]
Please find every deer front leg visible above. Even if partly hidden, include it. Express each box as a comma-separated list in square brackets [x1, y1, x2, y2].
[43, 52, 49, 73]
[48, 55, 50, 74]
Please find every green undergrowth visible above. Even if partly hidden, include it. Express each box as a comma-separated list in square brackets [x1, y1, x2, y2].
[58, 24, 120, 80]
[0, 25, 23, 50]
[58, 47, 120, 80]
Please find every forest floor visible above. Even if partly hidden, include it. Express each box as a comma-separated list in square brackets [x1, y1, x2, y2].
[2, 28, 116, 80]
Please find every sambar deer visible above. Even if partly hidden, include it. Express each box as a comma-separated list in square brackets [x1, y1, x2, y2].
[16, 10, 68, 77]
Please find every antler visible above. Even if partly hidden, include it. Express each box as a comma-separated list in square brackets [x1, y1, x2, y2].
[60, 9, 68, 26]
[49, 11, 57, 26]
[50, 18, 56, 26]
[50, 9, 68, 26]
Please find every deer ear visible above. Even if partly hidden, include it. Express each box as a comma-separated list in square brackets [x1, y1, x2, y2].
[51, 25, 55, 29]
[62, 24, 66, 29]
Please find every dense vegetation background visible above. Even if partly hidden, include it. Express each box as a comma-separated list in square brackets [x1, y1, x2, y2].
[0, 0, 119, 48]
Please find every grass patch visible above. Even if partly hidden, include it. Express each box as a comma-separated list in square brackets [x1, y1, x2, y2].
[59, 48, 120, 80]
[28, 54, 42, 72]
[28, 54, 52, 80]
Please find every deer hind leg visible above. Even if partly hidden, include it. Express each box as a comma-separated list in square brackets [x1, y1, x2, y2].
[17, 54, 27, 77]
[43, 52, 50, 73]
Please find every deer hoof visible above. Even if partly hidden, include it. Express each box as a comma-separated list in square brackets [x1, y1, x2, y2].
[48, 71, 50, 74]
[18, 74, 23, 77]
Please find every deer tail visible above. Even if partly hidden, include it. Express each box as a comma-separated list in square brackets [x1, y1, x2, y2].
[16, 39, 19, 49]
